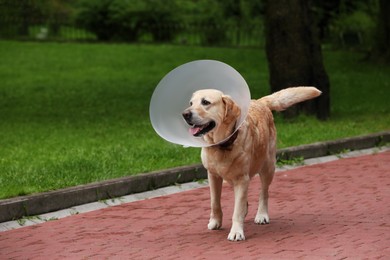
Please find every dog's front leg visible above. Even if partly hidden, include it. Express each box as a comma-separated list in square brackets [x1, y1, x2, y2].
[228, 178, 249, 241]
[207, 172, 223, 230]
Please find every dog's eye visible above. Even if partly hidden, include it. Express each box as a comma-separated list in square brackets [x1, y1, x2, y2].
[189, 101, 193, 106]
[201, 99, 211, 106]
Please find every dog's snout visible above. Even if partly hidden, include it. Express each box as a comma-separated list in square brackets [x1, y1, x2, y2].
[182, 110, 192, 121]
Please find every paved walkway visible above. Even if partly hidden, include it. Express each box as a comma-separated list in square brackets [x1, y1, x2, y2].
[0, 150, 389, 259]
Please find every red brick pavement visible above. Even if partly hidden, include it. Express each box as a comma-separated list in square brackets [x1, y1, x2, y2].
[0, 151, 389, 259]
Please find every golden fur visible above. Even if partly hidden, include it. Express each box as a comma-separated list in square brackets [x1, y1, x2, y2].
[182, 87, 321, 241]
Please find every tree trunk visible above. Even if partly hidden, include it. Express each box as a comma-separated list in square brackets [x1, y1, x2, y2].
[264, 0, 330, 120]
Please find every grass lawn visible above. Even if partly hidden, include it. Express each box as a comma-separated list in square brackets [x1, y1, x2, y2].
[0, 41, 389, 199]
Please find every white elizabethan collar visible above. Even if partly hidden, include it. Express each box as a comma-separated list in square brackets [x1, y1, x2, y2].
[149, 60, 251, 147]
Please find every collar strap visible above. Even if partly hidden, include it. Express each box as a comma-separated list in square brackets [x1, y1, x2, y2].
[218, 129, 239, 149]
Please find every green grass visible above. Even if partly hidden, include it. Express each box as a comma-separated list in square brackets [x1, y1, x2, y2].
[0, 41, 389, 199]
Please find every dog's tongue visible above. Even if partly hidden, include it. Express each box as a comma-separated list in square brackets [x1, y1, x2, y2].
[189, 126, 203, 136]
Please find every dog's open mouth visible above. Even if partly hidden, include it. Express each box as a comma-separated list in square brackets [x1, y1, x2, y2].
[188, 121, 216, 137]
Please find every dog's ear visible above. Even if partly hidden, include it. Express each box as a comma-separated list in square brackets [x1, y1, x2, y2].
[222, 95, 241, 123]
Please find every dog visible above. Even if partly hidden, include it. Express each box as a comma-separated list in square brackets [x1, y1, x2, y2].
[182, 87, 321, 241]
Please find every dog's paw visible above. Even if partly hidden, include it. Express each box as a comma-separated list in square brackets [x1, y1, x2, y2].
[208, 218, 222, 230]
[254, 213, 270, 225]
[227, 230, 245, 241]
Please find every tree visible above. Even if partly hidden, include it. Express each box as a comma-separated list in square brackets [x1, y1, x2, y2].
[264, 0, 330, 120]
[0, 0, 73, 38]
[0, 0, 43, 37]
[370, 0, 390, 63]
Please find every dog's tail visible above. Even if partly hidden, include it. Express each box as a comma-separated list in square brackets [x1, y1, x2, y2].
[259, 86, 321, 111]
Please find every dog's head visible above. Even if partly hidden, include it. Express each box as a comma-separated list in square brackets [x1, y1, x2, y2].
[182, 89, 241, 145]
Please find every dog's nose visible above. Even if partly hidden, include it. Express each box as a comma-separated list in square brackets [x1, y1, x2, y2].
[182, 110, 192, 121]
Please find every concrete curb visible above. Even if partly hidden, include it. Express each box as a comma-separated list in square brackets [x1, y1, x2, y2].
[276, 131, 390, 160]
[0, 131, 389, 223]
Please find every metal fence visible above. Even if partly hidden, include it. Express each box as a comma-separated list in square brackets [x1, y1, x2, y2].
[0, 15, 265, 48]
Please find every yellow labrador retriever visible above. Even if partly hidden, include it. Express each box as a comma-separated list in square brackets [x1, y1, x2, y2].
[182, 87, 321, 241]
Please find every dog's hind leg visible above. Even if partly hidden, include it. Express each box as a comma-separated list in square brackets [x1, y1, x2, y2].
[207, 172, 223, 230]
[255, 163, 275, 225]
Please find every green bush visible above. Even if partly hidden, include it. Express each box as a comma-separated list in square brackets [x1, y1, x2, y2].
[329, 9, 377, 48]
[75, 0, 181, 42]
[137, 0, 182, 42]
[75, 0, 124, 41]
[197, 0, 227, 45]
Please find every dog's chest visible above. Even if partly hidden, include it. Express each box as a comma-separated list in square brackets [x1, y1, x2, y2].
[201, 148, 249, 181]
